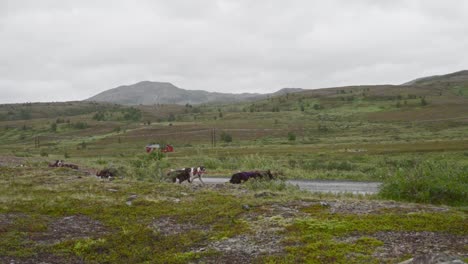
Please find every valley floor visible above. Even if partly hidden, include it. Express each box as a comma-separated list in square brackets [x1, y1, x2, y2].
[0, 156, 466, 263]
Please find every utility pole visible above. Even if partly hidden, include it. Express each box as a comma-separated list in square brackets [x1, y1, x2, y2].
[211, 128, 217, 148]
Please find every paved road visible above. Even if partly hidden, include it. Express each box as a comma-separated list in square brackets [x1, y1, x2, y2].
[202, 177, 381, 195]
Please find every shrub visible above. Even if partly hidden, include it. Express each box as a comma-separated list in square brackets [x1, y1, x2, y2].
[313, 104, 323, 110]
[245, 179, 302, 193]
[123, 107, 142, 121]
[220, 132, 232, 143]
[379, 161, 467, 206]
[93, 111, 105, 121]
[288, 132, 296, 141]
[420, 97, 428, 106]
[72, 122, 88, 129]
[168, 113, 176, 122]
[127, 151, 170, 181]
[39, 149, 48, 157]
[50, 123, 57, 132]
[78, 141, 87, 149]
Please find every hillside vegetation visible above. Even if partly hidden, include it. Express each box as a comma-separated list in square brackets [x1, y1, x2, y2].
[1, 71, 468, 180]
[0, 70, 467, 263]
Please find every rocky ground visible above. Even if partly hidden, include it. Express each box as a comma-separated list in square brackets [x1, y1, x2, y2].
[0, 156, 466, 263]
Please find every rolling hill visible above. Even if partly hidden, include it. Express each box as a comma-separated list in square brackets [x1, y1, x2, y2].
[86, 81, 306, 105]
[402, 70, 468, 86]
[86, 70, 468, 106]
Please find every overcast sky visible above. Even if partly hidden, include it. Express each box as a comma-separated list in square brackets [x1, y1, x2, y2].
[1, 0, 468, 103]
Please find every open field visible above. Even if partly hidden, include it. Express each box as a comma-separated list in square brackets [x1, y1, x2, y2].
[1, 79, 467, 263]
[0, 160, 466, 263]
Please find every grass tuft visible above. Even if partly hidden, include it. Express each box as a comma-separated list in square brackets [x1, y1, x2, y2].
[379, 160, 468, 206]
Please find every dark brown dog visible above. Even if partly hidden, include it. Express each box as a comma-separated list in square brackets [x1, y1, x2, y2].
[96, 168, 115, 179]
[230, 170, 274, 184]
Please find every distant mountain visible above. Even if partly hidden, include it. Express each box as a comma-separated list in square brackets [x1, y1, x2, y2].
[86, 81, 304, 105]
[402, 70, 468, 86]
[86, 70, 468, 106]
[271, 88, 306, 95]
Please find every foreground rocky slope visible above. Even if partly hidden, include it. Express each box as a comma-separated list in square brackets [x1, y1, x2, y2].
[0, 156, 466, 263]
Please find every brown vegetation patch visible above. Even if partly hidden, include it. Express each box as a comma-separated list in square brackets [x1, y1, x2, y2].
[197, 233, 285, 264]
[30, 215, 108, 244]
[340, 231, 468, 261]
[326, 200, 450, 215]
[149, 216, 211, 236]
[0, 213, 25, 232]
[367, 102, 468, 122]
[0, 254, 83, 264]
[372, 231, 468, 260]
[195, 203, 301, 263]
[0, 156, 26, 167]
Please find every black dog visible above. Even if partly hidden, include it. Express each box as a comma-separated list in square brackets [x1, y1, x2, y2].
[230, 170, 274, 184]
[96, 168, 116, 179]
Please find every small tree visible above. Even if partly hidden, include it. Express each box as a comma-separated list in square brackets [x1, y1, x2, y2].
[220, 132, 232, 143]
[129, 151, 169, 181]
[168, 113, 176, 122]
[421, 97, 428, 106]
[40, 149, 48, 157]
[288, 132, 296, 141]
[79, 141, 87, 149]
[50, 123, 57, 132]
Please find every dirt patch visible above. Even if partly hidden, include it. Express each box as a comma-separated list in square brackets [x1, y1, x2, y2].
[30, 215, 108, 244]
[399, 253, 467, 264]
[0, 253, 83, 264]
[326, 200, 450, 215]
[0, 213, 25, 232]
[197, 233, 284, 263]
[195, 251, 259, 264]
[338, 231, 468, 262]
[0, 156, 27, 167]
[373, 231, 468, 260]
[149, 216, 211, 236]
[195, 204, 295, 263]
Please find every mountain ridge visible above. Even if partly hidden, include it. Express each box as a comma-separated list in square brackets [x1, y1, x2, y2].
[402, 70, 468, 86]
[86, 82, 306, 105]
[87, 70, 467, 105]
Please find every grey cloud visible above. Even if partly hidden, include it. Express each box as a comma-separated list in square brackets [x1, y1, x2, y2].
[0, 0, 467, 103]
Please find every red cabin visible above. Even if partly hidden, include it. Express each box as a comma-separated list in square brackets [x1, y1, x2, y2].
[145, 143, 174, 153]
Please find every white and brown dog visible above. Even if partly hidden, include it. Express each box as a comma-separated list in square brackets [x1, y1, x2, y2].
[167, 166, 206, 184]
[188, 166, 206, 184]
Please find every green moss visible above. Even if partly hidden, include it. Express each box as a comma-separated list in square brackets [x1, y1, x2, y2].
[1, 163, 467, 263]
[0, 231, 37, 258]
[272, 210, 467, 263]
[379, 160, 468, 206]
